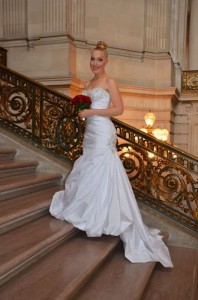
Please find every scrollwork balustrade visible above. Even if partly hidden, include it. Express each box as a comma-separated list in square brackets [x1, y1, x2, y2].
[113, 119, 198, 231]
[0, 65, 84, 162]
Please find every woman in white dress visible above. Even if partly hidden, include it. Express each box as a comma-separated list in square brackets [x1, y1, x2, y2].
[49, 41, 173, 268]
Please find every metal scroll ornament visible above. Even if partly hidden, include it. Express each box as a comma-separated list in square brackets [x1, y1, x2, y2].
[0, 84, 32, 125]
[117, 142, 198, 221]
[182, 71, 198, 93]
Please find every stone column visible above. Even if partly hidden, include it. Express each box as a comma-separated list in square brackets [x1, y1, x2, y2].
[40, 0, 85, 40]
[42, 0, 67, 35]
[170, 0, 189, 90]
[66, 0, 85, 40]
[2, 0, 27, 38]
[25, 0, 42, 38]
[189, 0, 198, 70]
[0, 0, 3, 37]
[144, 0, 171, 51]
[188, 111, 198, 156]
[170, 0, 188, 68]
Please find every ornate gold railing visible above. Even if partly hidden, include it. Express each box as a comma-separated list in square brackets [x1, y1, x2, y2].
[182, 70, 198, 93]
[0, 47, 7, 67]
[0, 65, 84, 162]
[0, 63, 198, 232]
[114, 119, 198, 231]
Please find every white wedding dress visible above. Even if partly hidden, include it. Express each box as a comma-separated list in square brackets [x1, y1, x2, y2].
[49, 87, 173, 268]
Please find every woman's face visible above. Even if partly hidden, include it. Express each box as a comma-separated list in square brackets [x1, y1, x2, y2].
[90, 49, 108, 75]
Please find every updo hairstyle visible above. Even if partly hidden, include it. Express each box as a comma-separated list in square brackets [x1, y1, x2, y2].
[93, 41, 108, 57]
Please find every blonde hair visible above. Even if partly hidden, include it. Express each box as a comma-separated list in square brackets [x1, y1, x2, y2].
[93, 41, 108, 57]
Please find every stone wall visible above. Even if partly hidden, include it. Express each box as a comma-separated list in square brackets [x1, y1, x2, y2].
[0, 0, 180, 88]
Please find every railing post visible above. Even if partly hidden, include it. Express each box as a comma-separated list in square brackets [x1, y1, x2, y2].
[0, 47, 7, 66]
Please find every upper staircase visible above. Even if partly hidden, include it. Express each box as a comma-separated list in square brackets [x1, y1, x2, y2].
[0, 146, 197, 300]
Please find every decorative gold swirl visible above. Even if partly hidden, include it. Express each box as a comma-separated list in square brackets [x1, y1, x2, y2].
[56, 116, 82, 151]
[182, 71, 198, 93]
[0, 85, 31, 123]
[117, 143, 146, 186]
[147, 164, 197, 219]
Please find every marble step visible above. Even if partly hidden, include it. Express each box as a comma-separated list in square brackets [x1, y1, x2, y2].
[0, 148, 16, 160]
[0, 160, 39, 177]
[0, 215, 77, 286]
[141, 245, 198, 300]
[74, 246, 156, 300]
[0, 232, 121, 300]
[0, 185, 63, 234]
[0, 172, 62, 201]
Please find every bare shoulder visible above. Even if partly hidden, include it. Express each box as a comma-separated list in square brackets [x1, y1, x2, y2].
[106, 76, 117, 87]
[106, 76, 120, 93]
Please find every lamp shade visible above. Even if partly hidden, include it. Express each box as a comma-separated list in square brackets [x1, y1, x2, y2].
[152, 127, 162, 140]
[153, 128, 169, 141]
[161, 128, 169, 141]
[144, 111, 156, 128]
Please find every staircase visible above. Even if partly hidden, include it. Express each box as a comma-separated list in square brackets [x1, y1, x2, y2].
[0, 147, 197, 300]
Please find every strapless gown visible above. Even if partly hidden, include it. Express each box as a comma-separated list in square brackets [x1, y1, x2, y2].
[49, 87, 173, 268]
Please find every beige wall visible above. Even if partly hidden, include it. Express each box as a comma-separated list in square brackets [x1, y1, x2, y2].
[85, 0, 144, 50]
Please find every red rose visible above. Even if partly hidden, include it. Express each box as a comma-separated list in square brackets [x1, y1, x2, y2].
[71, 94, 92, 112]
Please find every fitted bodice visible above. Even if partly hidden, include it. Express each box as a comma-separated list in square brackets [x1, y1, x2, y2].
[82, 87, 110, 109]
[82, 86, 116, 152]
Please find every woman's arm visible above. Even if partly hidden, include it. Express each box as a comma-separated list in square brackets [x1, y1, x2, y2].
[78, 78, 123, 119]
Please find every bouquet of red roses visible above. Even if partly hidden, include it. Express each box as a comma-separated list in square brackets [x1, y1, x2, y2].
[71, 95, 92, 112]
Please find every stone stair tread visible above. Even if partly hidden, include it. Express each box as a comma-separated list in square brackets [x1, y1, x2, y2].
[0, 215, 76, 284]
[0, 160, 39, 170]
[0, 185, 62, 222]
[0, 172, 62, 201]
[0, 160, 39, 177]
[0, 232, 120, 300]
[74, 246, 155, 300]
[0, 148, 16, 154]
[0, 148, 16, 160]
[0, 185, 63, 230]
[0, 172, 61, 189]
[141, 245, 198, 300]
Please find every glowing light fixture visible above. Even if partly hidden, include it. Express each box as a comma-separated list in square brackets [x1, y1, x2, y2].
[144, 111, 156, 128]
[161, 129, 169, 141]
[141, 111, 169, 142]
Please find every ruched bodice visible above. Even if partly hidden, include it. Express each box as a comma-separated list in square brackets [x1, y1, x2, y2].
[82, 87, 117, 153]
[49, 87, 173, 268]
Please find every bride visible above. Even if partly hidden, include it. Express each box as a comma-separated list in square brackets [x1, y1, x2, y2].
[49, 41, 173, 268]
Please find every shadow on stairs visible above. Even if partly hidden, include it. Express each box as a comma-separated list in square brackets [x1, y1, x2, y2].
[0, 147, 197, 300]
